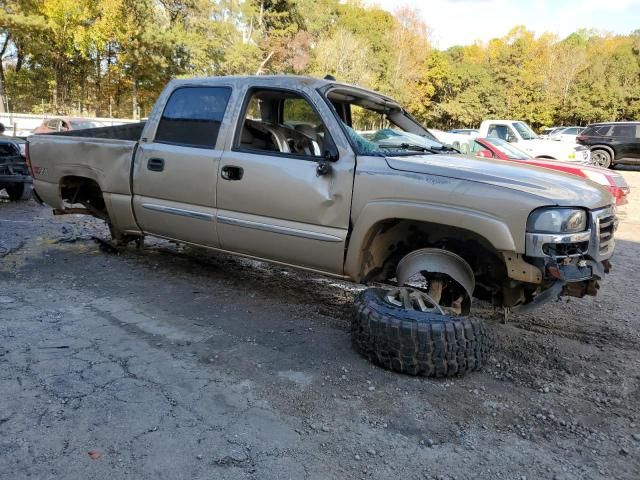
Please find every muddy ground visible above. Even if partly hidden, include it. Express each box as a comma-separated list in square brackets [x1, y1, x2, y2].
[1, 171, 639, 480]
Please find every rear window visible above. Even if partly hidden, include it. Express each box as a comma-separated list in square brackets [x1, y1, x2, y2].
[583, 125, 612, 136]
[155, 86, 232, 149]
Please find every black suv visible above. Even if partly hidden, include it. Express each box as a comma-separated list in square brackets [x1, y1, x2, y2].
[577, 122, 640, 168]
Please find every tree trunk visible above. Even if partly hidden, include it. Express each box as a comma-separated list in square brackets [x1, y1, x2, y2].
[0, 34, 10, 114]
[95, 52, 102, 116]
[131, 68, 138, 120]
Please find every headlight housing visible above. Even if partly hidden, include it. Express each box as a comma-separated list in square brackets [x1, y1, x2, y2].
[527, 208, 588, 233]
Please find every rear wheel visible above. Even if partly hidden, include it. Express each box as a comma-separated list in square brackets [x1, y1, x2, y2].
[592, 149, 612, 169]
[6, 183, 32, 201]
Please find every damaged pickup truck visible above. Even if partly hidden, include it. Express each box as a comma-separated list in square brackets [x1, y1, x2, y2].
[27, 75, 617, 377]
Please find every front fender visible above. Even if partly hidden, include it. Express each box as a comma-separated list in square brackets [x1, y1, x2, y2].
[344, 200, 518, 281]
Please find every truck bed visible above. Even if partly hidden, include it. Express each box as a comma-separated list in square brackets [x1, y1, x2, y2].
[28, 123, 145, 209]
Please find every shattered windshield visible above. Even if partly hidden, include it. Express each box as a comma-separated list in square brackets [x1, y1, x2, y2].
[326, 90, 452, 157]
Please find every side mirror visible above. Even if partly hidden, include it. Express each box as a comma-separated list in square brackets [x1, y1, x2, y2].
[476, 150, 494, 158]
[324, 148, 339, 162]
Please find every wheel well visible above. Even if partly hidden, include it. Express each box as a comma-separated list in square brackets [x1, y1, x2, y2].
[590, 145, 615, 156]
[358, 219, 508, 299]
[59, 176, 108, 219]
[535, 155, 556, 160]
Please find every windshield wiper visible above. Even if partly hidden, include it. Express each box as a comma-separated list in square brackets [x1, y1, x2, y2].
[378, 142, 458, 154]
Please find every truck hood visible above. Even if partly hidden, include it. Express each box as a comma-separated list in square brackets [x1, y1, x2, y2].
[385, 154, 611, 208]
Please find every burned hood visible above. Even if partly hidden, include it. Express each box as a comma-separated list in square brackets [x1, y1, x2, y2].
[385, 153, 611, 208]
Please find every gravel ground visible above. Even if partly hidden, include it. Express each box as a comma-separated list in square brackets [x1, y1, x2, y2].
[1, 170, 639, 480]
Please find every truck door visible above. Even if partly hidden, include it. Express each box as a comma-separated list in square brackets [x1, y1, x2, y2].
[216, 86, 355, 274]
[132, 86, 232, 247]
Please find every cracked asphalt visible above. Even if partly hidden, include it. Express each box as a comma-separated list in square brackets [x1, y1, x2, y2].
[1, 170, 640, 480]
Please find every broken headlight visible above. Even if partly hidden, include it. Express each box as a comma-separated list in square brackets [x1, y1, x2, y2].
[527, 208, 587, 234]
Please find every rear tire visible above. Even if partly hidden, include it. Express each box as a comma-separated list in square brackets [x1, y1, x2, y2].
[351, 288, 491, 377]
[592, 149, 612, 169]
[6, 183, 32, 201]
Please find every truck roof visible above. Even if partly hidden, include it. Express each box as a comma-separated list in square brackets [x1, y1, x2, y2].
[167, 74, 398, 104]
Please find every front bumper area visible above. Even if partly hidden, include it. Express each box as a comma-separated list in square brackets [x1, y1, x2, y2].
[520, 206, 616, 307]
[525, 206, 616, 263]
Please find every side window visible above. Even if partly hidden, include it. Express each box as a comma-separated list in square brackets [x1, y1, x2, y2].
[487, 124, 513, 141]
[612, 125, 635, 138]
[594, 125, 612, 136]
[564, 128, 578, 135]
[155, 87, 232, 149]
[236, 89, 327, 158]
[47, 119, 59, 130]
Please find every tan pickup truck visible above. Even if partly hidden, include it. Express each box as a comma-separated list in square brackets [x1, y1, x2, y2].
[27, 75, 617, 377]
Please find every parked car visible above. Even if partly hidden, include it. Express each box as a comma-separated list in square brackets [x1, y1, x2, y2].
[548, 126, 585, 143]
[448, 128, 478, 136]
[471, 137, 630, 205]
[541, 127, 562, 137]
[0, 137, 32, 201]
[33, 117, 105, 134]
[577, 122, 640, 168]
[27, 75, 617, 377]
[478, 120, 591, 163]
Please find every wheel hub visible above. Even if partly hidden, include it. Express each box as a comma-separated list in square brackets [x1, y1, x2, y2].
[384, 287, 446, 315]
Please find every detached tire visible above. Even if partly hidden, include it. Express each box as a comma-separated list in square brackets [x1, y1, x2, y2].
[6, 183, 32, 201]
[352, 288, 490, 377]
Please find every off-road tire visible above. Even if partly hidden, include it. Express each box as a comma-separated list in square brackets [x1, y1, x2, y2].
[351, 288, 491, 377]
[6, 183, 32, 201]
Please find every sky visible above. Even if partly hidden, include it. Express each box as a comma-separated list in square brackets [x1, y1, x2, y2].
[371, 0, 640, 48]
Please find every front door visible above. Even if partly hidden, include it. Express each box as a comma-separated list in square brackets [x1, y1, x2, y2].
[216, 85, 355, 274]
[132, 86, 232, 246]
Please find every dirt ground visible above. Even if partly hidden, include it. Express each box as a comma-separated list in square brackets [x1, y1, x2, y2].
[1, 170, 639, 480]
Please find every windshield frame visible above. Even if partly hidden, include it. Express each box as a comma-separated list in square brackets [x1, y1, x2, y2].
[318, 85, 446, 157]
[482, 137, 531, 160]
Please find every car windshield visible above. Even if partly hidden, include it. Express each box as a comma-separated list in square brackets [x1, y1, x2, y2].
[70, 120, 104, 129]
[484, 138, 531, 160]
[513, 122, 538, 140]
[326, 89, 448, 157]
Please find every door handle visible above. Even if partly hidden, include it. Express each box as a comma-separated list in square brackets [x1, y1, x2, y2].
[147, 157, 165, 172]
[221, 165, 243, 181]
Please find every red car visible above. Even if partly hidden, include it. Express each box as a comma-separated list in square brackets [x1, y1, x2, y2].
[33, 117, 105, 134]
[471, 137, 630, 205]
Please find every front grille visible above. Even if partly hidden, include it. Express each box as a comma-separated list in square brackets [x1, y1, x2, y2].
[598, 214, 615, 253]
[589, 207, 616, 260]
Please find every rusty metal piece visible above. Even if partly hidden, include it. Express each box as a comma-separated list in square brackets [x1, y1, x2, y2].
[562, 279, 600, 298]
[501, 252, 543, 284]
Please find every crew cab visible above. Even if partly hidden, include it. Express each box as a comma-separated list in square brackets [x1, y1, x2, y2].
[478, 120, 591, 164]
[28, 76, 616, 319]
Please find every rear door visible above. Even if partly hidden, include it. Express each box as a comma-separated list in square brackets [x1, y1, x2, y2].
[216, 83, 355, 274]
[132, 86, 232, 246]
[611, 124, 638, 161]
